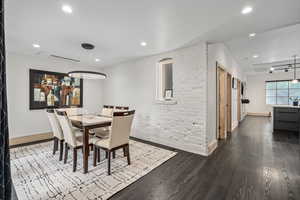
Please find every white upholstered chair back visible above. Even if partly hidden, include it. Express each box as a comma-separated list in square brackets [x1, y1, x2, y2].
[101, 107, 114, 117]
[114, 106, 129, 112]
[56, 111, 77, 147]
[66, 107, 87, 117]
[109, 110, 135, 149]
[46, 109, 64, 140]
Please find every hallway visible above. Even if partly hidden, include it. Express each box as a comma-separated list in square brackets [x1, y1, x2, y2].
[111, 116, 300, 200]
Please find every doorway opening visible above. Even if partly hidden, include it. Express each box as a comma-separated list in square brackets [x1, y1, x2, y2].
[237, 79, 241, 123]
[227, 73, 232, 133]
[216, 63, 233, 140]
[217, 65, 227, 139]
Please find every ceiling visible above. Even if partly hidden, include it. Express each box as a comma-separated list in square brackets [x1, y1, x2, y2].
[226, 23, 300, 74]
[5, 0, 300, 68]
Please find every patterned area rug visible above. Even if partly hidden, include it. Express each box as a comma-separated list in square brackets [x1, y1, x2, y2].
[10, 140, 177, 200]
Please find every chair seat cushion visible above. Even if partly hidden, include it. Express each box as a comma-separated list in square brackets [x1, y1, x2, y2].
[93, 127, 110, 138]
[74, 129, 83, 137]
[90, 137, 110, 149]
[71, 135, 94, 147]
[56, 135, 64, 140]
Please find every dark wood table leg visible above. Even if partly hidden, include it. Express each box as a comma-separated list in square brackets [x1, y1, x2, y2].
[83, 127, 89, 174]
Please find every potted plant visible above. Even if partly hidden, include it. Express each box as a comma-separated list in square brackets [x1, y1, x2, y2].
[289, 97, 299, 106]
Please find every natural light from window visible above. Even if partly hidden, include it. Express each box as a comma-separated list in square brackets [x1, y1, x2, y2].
[156, 58, 173, 101]
[265, 80, 300, 105]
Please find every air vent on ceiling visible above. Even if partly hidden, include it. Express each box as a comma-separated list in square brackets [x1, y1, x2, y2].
[50, 54, 80, 62]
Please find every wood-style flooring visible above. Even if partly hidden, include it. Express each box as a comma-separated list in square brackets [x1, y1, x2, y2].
[12, 116, 300, 200]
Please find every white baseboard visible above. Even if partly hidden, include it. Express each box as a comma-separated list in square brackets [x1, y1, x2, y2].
[207, 140, 218, 155]
[247, 112, 271, 117]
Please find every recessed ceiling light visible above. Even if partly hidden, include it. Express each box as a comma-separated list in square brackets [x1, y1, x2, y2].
[249, 33, 256, 37]
[241, 6, 253, 15]
[32, 44, 40, 48]
[140, 42, 147, 46]
[253, 54, 259, 58]
[95, 58, 101, 62]
[62, 4, 73, 14]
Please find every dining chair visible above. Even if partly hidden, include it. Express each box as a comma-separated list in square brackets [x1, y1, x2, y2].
[91, 110, 135, 175]
[114, 106, 129, 112]
[56, 110, 93, 172]
[46, 109, 64, 161]
[100, 105, 114, 117]
[93, 105, 115, 138]
[65, 107, 87, 117]
[95, 105, 129, 135]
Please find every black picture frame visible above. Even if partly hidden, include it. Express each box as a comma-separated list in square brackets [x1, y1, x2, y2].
[29, 69, 83, 110]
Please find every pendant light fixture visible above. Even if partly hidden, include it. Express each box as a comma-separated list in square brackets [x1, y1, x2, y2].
[67, 43, 107, 79]
[68, 71, 107, 79]
[269, 55, 299, 75]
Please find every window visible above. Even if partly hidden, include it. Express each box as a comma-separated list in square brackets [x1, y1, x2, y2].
[266, 80, 300, 105]
[156, 58, 173, 100]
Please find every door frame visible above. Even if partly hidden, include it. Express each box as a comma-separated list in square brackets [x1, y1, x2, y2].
[216, 63, 227, 139]
[227, 73, 232, 133]
[237, 79, 241, 122]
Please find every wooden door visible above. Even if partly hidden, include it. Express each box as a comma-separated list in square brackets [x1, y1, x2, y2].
[237, 79, 241, 122]
[217, 67, 227, 139]
[227, 73, 232, 132]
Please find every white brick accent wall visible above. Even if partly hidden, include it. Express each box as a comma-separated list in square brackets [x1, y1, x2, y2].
[103, 43, 209, 155]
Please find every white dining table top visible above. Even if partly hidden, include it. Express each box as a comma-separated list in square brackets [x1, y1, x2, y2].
[69, 114, 112, 126]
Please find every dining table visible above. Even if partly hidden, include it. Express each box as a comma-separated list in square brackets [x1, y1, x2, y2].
[68, 114, 112, 174]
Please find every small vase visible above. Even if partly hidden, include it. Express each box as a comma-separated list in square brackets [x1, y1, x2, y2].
[293, 101, 298, 106]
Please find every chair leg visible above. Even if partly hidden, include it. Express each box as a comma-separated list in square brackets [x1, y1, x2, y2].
[105, 151, 108, 159]
[126, 145, 131, 165]
[107, 150, 111, 175]
[73, 149, 77, 172]
[123, 147, 126, 157]
[59, 140, 64, 161]
[53, 138, 58, 155]
[112, 150, 116, 159]
[91, 145, 94, 151]
[93, 146, 97, 167]
[64, 143, 69, 164]
[97, 148, 101, 162]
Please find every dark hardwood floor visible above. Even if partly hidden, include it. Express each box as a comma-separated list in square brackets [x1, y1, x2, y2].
[110, 116, 299, 200]
[12, 116, 300, 200]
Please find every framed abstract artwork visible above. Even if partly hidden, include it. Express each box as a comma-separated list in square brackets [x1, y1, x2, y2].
[29, 69, 83, 110]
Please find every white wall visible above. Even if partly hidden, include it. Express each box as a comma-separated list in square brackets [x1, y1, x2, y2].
[246, 71, 297, 114]
[207, 43, 246, 144]
[6, 42, 245, 156]
[6, 53, 104, 138]
[102, 43, 209, 155]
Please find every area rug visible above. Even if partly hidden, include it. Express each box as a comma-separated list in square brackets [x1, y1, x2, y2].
[10, 140, 177, 200]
